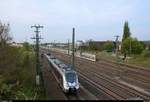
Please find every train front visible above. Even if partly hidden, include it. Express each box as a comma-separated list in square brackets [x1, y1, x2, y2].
[63, 71, 79, 93]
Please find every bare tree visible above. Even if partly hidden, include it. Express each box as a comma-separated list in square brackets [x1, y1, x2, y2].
[0, 21, 12, 46]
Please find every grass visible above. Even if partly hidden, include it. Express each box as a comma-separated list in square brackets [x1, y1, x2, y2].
[96, 51, 117, 61]
[83, 50, 150, 69]
[127, 55, 150, 68]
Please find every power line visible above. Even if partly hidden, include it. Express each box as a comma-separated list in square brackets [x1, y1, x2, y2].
[31, 24, 43, 86]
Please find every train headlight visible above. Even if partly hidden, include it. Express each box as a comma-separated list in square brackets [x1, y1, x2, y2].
[64, 82, 69, 89]
[75, 84, 79, 89]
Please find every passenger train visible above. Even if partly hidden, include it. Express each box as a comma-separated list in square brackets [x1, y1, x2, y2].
[45, 53, 80, 93]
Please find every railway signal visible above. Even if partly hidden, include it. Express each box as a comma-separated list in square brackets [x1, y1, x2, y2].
[31, 24, 43, 86]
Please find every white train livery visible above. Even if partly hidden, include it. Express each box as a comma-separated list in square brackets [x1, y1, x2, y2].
[45, 53, 80, 93]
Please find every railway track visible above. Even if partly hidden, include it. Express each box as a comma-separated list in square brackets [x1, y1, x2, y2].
[98, 59, 150, 77]
[78, 72, 125, 100]
[41, 55, 68, 100]
[98, 58, 150, 72]
[49, 50, 150, 92]
[65, 93, 81, 100]
[76, 54, 150, 83]
[49, 50, 150, 100]
[75, 57, 150, 92]
[78, 68, 150, 99]
[60, 57, 150, 100]
[41, 51, 98, 100]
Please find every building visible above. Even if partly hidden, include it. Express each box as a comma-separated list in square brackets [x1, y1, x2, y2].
[87, 40, 116, 51]
[10, 42, 23, 47]
[142, 41, 150, 50]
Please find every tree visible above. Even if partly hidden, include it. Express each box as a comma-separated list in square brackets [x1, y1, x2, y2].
[22, 42, 31, 51]
[122, 21, 131, 42]
[103, 42, 114, 52]
[121, 21, 131, 53]
[122, 37, 144, 54]
[0, 21, 12, 46]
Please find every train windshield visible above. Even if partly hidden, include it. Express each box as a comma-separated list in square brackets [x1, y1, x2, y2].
[65, 72, 76, 83]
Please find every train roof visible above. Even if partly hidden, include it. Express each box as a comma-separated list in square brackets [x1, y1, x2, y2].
[49, 55, 55, 59]
[47, 53, 76, 73]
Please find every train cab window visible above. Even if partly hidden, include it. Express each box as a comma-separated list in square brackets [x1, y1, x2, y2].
[65, 72, 76, 83]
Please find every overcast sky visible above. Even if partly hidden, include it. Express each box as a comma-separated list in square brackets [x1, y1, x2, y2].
[0, 0, 150, 43]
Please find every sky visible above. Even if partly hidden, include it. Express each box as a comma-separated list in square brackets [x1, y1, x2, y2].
[0, 0, 150, 43]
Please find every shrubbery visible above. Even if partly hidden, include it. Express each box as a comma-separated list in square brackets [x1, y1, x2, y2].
[103, 42, 114, 52]
[121, 37, 144, 54]
[0, 42, 36, 100]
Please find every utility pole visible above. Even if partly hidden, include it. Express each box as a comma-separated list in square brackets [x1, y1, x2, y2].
[114, 35, 120, 62]
[71, 28, 75, 70]
[31, 24, 43, 86]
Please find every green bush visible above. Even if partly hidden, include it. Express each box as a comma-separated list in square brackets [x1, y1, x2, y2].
[122, 37, 144, 54]
[0, 42, 36, 99]
[103, 42, 114, 52]
[0, 83, 14, 99]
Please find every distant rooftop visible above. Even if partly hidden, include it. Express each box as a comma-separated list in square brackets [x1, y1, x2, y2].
[141, 41, 150, 44]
